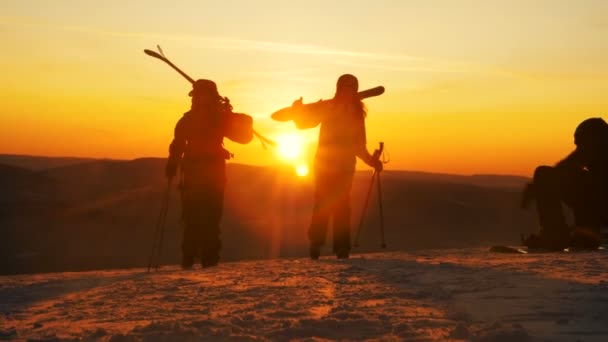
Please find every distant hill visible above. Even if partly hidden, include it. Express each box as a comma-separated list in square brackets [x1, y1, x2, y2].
[0, 163, 58, 203]
[375, 170, 529, 189]
[0, 162, 33, 184]
[0, 155, 537, 275]
[0, 154, 96, 171]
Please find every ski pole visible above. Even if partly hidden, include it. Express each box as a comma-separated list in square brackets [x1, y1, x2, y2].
[147, 179, 171, 272]
[354, 170, 377, 248]
[376, 169, 386, 248]
[154, 181, 171, 271]
[353, 142, 385, 248]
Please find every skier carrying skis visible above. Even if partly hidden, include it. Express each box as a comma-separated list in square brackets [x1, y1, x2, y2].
[521, 117, 608, 250]
[165, 79, 234, 268]
[298, 74, 383, 259]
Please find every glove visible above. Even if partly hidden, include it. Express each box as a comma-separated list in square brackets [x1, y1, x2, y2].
[165, 160, 178, 180]
[371, 158, 383, 173]
[292, 97, 303, 108]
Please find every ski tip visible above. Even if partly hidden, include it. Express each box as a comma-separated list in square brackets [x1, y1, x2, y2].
[144, 49, 163, 59]
[358, 86, 385, 99]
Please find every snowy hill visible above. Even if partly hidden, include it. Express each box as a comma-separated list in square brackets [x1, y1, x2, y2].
[2, 250, 607, 341]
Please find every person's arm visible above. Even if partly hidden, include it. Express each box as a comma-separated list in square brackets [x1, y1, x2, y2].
[554, 149, 584, 171]
[521, 149, 583, 209]
[166, 117, 186, 179]
[292, 98, 331, 129]
[520, 182, 535, 209]
[354, 116, 382, 172]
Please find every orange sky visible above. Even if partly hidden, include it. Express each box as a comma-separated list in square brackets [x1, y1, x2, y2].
[1, 1, 606, 176]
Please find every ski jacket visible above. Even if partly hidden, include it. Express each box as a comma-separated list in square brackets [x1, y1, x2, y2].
[314, 102, 369, 174]
[168, 109, 230, 168]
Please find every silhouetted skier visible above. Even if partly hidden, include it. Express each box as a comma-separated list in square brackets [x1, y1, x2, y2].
[166, 79, 234, 268]
[522, 117, 608, 250]
[296, 74, 383, 259]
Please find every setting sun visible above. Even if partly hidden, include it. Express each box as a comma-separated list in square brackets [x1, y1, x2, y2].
[275, 134, 306, 161]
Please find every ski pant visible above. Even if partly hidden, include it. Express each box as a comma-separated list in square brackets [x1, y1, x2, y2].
[180, 161, 225, 264]
[309, 170, 354, 254]
[533, 165, 605, 233]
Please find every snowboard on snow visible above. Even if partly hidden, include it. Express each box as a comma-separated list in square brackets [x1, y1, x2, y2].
[489, 245, 606, 254]
[489, 245, 529, 254]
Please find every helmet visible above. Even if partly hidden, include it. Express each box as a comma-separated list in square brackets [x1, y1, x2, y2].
[189, 79, 219, 98]
[574, 117, 608, 147]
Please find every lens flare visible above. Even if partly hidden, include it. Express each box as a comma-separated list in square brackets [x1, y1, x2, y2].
[296, 164, 309, 177]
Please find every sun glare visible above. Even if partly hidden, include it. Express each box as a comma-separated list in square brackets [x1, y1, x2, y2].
[276, 134, 305, 161]
[296, 164, 309, 177]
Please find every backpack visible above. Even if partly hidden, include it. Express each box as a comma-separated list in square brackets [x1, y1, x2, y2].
[224, 112, 254, 144]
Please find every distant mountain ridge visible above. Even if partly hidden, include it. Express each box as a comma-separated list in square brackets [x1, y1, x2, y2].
[0, 154, 536, 275]
[0, 154, 529, 188]
[0, 154, 97, 171]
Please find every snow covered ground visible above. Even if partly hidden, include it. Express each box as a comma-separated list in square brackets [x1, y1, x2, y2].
[2, 249, 608, 341]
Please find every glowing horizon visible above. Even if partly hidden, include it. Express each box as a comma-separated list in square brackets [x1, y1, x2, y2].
[1, 0, 606, 176]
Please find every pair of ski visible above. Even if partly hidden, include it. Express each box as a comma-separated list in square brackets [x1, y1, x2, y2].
[144, 45, 386, 124]
[144, 46, 275, 148]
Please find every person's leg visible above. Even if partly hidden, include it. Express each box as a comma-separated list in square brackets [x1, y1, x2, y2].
[561, 169, 602, 248]
[561, 170, 601, 228]
[180, 227, 197, 268]
[199, 182, 224, 267]
[180, 187, 203, 268]
[534, 166, 568, 230]
[529, 166, 570, 249]
[308, 171, 331, 259]
[187, 165, 225, 268]
[332, 173, 354, 259]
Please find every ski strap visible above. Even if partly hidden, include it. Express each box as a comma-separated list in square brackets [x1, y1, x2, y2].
[252, 129, 277, 150]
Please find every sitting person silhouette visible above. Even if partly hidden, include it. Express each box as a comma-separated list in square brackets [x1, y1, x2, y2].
[522, 117, 608, 250]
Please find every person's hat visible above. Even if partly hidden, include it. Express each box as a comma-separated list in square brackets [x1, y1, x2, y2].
[189, 79, 219, 97]
[574, 117, 608, 147]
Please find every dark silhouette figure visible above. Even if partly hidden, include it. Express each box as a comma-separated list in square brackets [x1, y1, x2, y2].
[166, 79, 235, 269]
[295, 74, 383, 259]
[522, 117, 608, 250]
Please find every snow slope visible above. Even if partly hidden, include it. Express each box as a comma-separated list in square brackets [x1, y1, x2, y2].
[2, 249, 607, 341]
